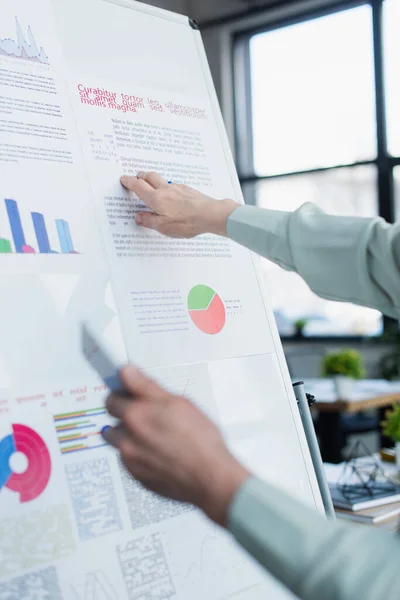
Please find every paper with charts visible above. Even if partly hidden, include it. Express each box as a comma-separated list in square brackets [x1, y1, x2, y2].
[0, 0, 323, 598]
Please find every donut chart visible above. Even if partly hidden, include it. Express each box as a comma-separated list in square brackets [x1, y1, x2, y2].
[188, 285, 226, 335]
[0, 424, 51, 502]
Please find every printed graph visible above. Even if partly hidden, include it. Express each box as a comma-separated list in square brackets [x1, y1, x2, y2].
[117, 534, 176, 600]
[0, 198, 79, 254]
[0, 505, 76, 579]
[164, 520, 257, 599]
[66, 458, 122, 540]
[0, 567, 63, 600]
[0, 17, 49, 64]
[188, 285, 226, 334]
[70, 570, 119, 600]
[0, 424, 51, 502]
[53, 408, 111, 455]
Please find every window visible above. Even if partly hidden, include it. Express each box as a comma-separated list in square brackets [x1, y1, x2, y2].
[242, 167, 381, 336]
[384, 0, 400, 156]
[246, 166, 378, 217]
[235, 1, 399, 338]
[250, 7, 376, 176]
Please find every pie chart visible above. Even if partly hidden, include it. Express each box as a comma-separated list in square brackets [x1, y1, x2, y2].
[0, 424, 51, 502]
[188, 284, 226, 335]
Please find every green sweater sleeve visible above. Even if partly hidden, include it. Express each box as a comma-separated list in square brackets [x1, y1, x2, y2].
[227, 203, 400, 320]
[229, 477, 400, 600]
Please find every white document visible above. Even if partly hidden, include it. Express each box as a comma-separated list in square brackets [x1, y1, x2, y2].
[0, 1, 323, 598]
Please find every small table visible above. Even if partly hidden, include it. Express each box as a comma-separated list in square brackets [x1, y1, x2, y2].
[303, 379, 400, 463]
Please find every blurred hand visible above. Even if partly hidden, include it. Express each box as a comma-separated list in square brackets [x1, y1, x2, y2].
[104, 365, 250, 526]
[120, 171, 238, 238]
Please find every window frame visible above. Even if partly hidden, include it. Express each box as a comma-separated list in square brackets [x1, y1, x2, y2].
[232, 0, 398, 342]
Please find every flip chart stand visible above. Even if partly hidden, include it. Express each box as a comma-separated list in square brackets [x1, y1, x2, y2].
[293, 381, 336, 518]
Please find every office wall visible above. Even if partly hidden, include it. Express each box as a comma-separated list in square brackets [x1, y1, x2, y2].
[134, 0, 282, 25]
[137, 0, 189, 14]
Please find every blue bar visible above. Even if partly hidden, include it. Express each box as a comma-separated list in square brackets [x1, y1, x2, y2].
[56, 219, 69, 252]
[64, 221, 74, 252]
[56, 219, 74, 253]
[5, 199, 25, 253]
[31, 212, 51, 253]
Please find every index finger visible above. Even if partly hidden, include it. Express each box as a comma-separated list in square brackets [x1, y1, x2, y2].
[120, 176, 157, 209]
[137, 171, 168, 189]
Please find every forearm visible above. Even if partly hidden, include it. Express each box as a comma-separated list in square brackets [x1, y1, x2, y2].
[229, 477, 399, 600]
[227, 203, 400, 320]
[122, 174, 399, 320]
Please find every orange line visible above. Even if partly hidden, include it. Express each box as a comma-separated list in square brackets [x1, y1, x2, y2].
[61, 445, 86, 453]
[54, 412, 87, 420]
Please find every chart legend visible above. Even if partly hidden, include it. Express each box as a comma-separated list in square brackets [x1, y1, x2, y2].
[0, 17, 49, 64]
[0, 424, 51, 502]
[1, 198, 79, 255]
[188, 285, 226, 335]
[53, 408, 111, 454]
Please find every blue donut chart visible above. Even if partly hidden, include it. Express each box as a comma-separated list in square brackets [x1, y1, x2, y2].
[0, 424, 51, 502]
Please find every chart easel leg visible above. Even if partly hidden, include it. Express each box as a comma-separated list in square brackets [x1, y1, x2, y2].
[378, 407, 395, 449]
[293, 382, 335, 518]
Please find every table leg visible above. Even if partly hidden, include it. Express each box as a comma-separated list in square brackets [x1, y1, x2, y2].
[316, 412, 343, 464]
[378, 407, 395, 449]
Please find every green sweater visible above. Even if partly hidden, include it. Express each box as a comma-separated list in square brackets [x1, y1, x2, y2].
[226, 203, 400, 600]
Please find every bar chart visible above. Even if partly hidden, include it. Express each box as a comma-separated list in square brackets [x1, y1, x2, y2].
[0, 198, 79, 254]
[53, 407, 111, 455]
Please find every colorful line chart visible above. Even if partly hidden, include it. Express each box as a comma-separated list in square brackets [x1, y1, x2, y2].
[0, 17, 49, 64]
[0, 424, 51, 502]
[53, 408, 111, 455]
[188, 285, 226, 335]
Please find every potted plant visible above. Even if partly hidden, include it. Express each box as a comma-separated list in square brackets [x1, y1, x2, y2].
[381, 404, 400, 471]
[322, 349, 365, 400]
[294, 318, 308, 338]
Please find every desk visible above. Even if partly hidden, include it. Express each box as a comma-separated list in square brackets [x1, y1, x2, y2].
[303, 379, 400, 463]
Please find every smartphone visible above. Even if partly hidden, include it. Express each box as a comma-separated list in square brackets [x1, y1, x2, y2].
[81, 323, 126, 392]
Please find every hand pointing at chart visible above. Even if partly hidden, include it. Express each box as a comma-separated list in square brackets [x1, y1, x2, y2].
[120, 172, 238, 238]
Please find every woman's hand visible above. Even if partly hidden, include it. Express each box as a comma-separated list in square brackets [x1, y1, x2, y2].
[120, 171, 239, 238]
[104, 365, 250, 526]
